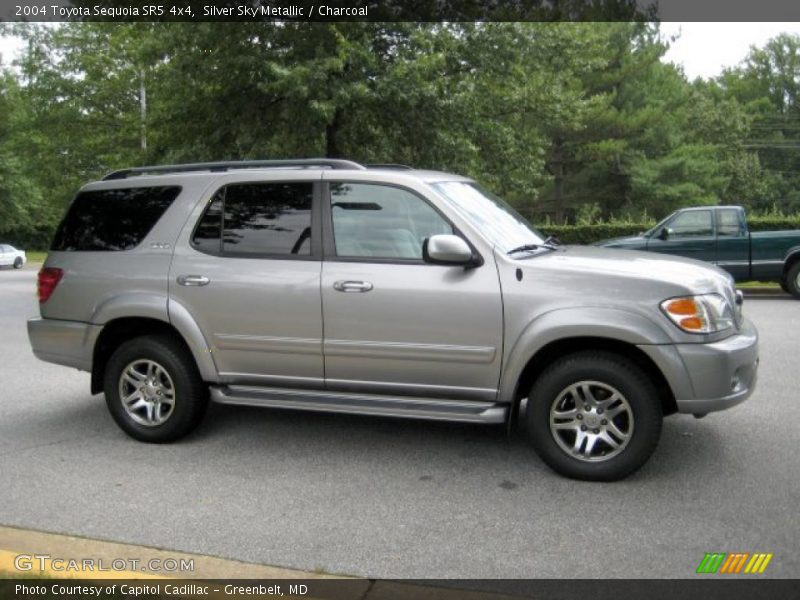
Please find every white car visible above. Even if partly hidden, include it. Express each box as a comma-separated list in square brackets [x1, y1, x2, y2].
[0, 244, 26, 269]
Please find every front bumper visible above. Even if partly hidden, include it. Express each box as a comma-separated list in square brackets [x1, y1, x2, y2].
[638, 317, 759, 415]
[27, 317, 102, 372]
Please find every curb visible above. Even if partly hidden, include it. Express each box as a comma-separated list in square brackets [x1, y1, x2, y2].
[738, 288, 789, 297]
[0, 525, 522, 600]
[0, 524, 348, 581]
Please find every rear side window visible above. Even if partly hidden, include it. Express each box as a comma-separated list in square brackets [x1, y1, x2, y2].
[51, 186, 180, 251]
[192, 182, 313, 257]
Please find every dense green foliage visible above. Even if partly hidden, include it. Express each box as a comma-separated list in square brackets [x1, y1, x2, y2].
[2, 22, 800, 248]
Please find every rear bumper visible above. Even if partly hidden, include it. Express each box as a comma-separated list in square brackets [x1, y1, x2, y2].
[27, 317, 102, 372]
[638, 318, 759, 415]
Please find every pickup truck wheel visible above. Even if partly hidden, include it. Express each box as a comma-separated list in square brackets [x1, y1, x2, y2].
[13, 257, 22, 269]
[104, 335, 208, 443]
[786, 262, 800, 298]
[525, 351, 662, 481]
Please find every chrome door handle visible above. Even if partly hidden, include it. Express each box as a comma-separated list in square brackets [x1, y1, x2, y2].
[333, 280, 373, 293]
[177, 275, 210, 287]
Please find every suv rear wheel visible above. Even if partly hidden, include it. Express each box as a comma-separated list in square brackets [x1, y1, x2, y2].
[525, 351, 662, 481]
[104, 335, 208, 442]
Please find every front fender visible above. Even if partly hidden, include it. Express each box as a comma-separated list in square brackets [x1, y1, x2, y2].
[498, 306, 673, 405]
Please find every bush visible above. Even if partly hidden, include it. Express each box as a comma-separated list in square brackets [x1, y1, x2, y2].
[534, 223, 651, 245]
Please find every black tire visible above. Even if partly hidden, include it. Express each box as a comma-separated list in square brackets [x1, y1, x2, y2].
[785, 262, 800, 299]
[525, 351, 663, 481]
[104, 335, 208, 443]
[13, 257, 23, 269]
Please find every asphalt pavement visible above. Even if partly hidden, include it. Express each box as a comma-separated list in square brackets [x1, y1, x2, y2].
[1, 266, 798, 579]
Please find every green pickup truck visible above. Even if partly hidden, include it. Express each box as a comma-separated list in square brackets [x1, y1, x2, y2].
[597, 205, 800, 297]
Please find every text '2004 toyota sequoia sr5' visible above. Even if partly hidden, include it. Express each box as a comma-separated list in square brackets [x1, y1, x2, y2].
[28, 159, 759, 481]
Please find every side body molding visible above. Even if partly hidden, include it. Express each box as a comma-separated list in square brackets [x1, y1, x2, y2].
[497, 306, 676, 406]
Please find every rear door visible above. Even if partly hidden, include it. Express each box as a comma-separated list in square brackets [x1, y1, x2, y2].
[169, 176, 324, 387]
[0, 245, 8, 266]
[319, 181, 503, 401]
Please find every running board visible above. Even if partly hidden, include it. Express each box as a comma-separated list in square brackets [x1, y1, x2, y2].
[210, 385, 507, 424]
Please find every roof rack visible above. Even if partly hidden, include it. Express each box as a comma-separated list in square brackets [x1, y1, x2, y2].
[102, 159, 366, 180]
[366, 163, 414, 170]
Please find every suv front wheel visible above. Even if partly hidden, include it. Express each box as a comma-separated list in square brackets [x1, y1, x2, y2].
[525, 351, 663, 481]
[104, 335, 209, 443]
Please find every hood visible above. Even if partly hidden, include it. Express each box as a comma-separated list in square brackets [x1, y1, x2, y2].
[593, 235, 647, 248]
[519, 245, 733, 295]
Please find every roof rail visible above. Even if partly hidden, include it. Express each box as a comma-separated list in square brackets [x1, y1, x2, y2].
[366, 163, 414, 170]
[102, 159, 366, 180]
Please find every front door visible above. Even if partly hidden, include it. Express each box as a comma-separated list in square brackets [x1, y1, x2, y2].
[169, 179, 324, 387]
[320, 182, 503, 401]
[647, 208, 716, 263]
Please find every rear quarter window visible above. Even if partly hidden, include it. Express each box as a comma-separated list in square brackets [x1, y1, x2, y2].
[51, 186, 181, 251]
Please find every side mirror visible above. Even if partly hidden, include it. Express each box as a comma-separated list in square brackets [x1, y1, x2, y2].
[658, 227, 671, 241]
[423, 234, 479, 267]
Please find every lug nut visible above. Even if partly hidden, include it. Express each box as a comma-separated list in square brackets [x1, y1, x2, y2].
[576, 414, 583, 420]
[585, 405, 591, 411]
[601, 419, 607, 425]
[593, 429, 600, 434]
[597, 408, 604, 414]
[581, 425, 587, 431]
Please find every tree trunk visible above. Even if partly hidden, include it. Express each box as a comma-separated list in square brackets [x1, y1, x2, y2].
[139, 68, 147, 153]
[325, 109, 342, 158]
[550, 138, 565, 223]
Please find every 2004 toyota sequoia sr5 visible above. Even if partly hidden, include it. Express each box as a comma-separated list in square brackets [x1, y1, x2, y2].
[28, 159, 759, 480]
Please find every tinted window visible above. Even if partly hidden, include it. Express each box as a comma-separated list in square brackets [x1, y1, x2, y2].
[330, 183, 452, 259]
[51, 186, 180, 251]
[718, 209, 744, 236]
[668, 210, 713, 238]
[193, 182, 313, 256]
[192, 192, 223, 254]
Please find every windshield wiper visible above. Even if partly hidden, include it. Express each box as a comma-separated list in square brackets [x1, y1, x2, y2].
[506, 243, 557, 256]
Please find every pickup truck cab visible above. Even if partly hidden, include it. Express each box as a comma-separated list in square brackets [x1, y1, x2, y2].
[28, 160, 759, 481]
[597, 205, 800, 297]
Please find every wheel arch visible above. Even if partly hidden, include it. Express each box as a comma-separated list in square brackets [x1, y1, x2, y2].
[91, 316, 217, 394]
[509, 337, 678, 421]
[782, 248, 800, 276]
[500, 308, 679, 427]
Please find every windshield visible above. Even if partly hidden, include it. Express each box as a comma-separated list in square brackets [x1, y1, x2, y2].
[431, 181, 546, 252]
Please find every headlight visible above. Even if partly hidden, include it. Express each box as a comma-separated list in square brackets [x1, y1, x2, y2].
[660, 293, 735, 334]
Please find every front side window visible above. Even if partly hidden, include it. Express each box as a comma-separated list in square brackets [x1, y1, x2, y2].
[330, 183, 452, 259]
[667, 210, 713, 238]
[51, 186, 180, 251]
[192, 182, 313, 257]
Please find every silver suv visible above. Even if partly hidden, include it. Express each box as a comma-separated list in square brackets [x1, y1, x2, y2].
[28, 159, 759, 481]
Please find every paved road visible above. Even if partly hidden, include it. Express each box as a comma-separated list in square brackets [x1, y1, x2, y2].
[1, 266, 798, 580]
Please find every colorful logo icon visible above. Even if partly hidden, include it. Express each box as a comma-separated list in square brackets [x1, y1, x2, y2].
[697, 552, 773, 574]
